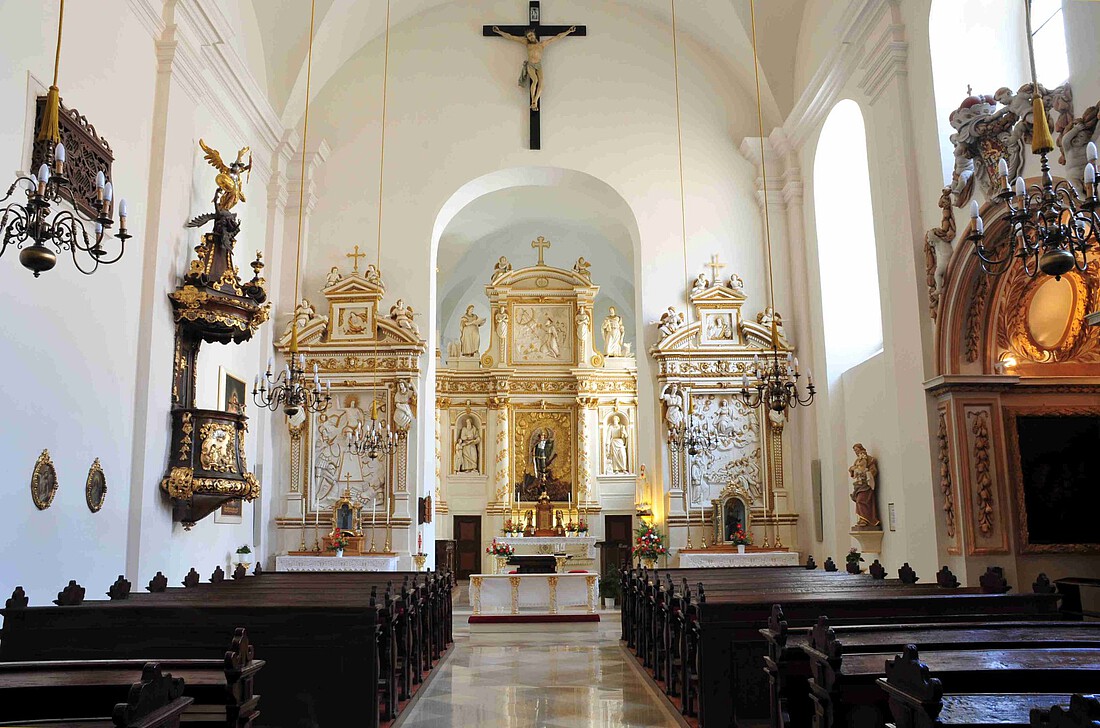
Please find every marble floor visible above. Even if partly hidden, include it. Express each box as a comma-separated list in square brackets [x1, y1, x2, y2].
[394, 608, 687, 728]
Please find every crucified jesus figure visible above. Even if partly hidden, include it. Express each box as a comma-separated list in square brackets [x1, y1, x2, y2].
[492, 25, 577, 111]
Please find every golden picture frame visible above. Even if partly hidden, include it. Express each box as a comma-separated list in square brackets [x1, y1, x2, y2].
[85, 458, 106, 513]
[31, 449, 58, 510]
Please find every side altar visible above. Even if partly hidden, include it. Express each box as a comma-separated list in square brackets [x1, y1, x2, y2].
[436, 237, 638, 565]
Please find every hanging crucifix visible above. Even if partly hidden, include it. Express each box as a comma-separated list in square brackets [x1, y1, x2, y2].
[483, 1, 586, 150]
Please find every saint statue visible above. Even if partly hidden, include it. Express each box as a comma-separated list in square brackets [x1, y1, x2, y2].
[714, 399, 735, 437]
[575, 308, 591, 342]
[540, 316, 561, 358]
[661, 383, 685, 432]
[849, 443, 881, 529]
[454, 416, 481, 473]
[606, 414, 629, 474]
[393, 380, 416, 432]
[602, 306, 626, 357]
[459, 305, 485, 357]
[491, 25, 578, 111]
[532, 429, 556, 481]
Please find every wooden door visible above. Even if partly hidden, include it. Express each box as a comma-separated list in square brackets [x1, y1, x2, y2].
[601, 514, 633, 576]
[454, 516, 482, 580]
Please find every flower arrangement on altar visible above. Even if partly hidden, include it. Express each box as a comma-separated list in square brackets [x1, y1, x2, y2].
[326, 531, 349, 552]
[632, 524, 667, 561]
[731, 526, 753, 546]
[502, 519, 518, 536]
[576, 519, 588, 535]
[486, 539, 515, 558]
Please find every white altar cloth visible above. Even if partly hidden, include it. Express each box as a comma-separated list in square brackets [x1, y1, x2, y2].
[677, 551, 801, 568]
[470, 573, 599, 615]
[497, 536, 597, 559]
[275, 554, 399, 572]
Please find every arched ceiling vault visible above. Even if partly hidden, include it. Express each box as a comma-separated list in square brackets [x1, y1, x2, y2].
[248, 0, 809, 130]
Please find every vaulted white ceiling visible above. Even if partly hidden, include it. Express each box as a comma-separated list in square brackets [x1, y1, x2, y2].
[245, 0, 812, 128]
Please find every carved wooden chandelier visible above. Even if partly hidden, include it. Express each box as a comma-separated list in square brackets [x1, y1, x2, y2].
[737, 0, 815, 417]
[253, 0, 330, 418]
[0, 0, 132, 277]
[968, 0, 1099, 279]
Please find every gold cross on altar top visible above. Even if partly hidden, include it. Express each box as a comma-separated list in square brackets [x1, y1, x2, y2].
[706, 254, 726, 284]
[532, 236, 551, 265]
[346, 245, 367, 273]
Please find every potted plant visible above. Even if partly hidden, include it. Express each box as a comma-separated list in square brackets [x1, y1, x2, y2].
[599, 565, 621, 610]
[326, 532, 349, 558]
[846, 547, 865, 574]
[486, 539, 515, 574]
[632, 524, 667, 569]
[235, 544, 252, 570]
[731, 526, 752, 554]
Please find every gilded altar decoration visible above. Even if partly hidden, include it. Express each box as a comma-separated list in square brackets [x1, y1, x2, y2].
[436, 237, 637, 514]
[199, 423, 237, 472]
[30, 449, 58, 511]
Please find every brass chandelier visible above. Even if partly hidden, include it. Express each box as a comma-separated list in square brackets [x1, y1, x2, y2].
[253, 0, 331, 418]
[968, 0, 1098, 279]
[738, 0, 815, 417]
[0, 0, 132, 277]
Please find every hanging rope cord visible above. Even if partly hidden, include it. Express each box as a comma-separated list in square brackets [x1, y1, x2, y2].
[292, 0, 317, 317]
[670, 0, 690, 307]
[748, 0, 779, 347]
[37, 0, 66, 143]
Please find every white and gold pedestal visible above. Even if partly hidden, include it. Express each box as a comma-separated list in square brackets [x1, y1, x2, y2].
[275, 554, 399, 572]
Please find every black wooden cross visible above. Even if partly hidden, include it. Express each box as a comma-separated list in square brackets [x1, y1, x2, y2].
[483, 1, 587, 150]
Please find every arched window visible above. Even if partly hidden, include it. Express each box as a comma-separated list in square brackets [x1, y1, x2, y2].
[813, 100, 883, 381]
[1029, 0, 1068, 85]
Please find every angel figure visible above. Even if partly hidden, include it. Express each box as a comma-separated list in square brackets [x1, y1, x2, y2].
[690, 273, 709, 297]
[491, 256, 513, 282]
[573, 257, 592, 279]
[198, 139, 253, 212]
[393, 380, 417, 432]
[657, 307, 684, 339]
[661, 383, 685, 432]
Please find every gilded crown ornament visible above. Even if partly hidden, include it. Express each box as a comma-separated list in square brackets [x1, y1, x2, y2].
[1, 0, 133, 277]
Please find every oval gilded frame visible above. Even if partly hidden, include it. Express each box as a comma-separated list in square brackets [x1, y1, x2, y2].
[86, 458, 106, 513]
[31, 449, 58, 510]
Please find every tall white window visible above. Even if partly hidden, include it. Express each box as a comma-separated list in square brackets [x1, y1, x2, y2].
[813, 100, 883, 381]
[1029, 0, 1068, 85]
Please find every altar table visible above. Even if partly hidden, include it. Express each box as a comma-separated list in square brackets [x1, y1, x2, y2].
[677, 550, 801, 568]
[470, 573, 599, 615]
[498, 536, 597, 560]
[275, 554, 399, 572]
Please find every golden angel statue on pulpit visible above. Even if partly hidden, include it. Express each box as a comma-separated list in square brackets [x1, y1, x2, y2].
[198, 139, 253, 212]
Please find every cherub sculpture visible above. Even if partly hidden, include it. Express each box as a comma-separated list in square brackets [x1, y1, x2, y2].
[198, 139, 253, 212]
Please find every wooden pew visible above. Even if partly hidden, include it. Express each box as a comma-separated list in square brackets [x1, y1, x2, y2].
[0, 627, 261, 727]
[877, 645, 1078, 727]
[813, 642, 1100, 728]
[0, 663, 193, 728]
[1031, 694, 1100, 727]
[629, 567, 1058, 727]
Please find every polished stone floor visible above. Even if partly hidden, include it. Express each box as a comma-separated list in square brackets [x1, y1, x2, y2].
[394, 608, 687, 728]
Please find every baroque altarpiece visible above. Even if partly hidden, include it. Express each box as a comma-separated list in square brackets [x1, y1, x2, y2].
[435, 244, 638, 540]
[650, 271, 799, 550]
[272, 262, 426, 559]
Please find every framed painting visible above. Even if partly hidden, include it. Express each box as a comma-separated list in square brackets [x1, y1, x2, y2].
[218, 366, 247, 415]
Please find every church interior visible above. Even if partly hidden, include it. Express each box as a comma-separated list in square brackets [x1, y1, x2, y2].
[2, 0, 1100, 726]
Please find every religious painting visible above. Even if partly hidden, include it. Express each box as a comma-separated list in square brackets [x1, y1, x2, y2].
[513, 407, 575, 502]
[310, 389, 389, 511]
[218, 367, 247, 415]
[30, 449, 58, 510]
[1012, 412, 1100, 552]
[215, 498, 243, 523]
[510, 303, 574, 365]
[686, 394, 761, 507]
[336, 305, 374, 339]
[85, 459, 106, 513]
[452, 412, 484, 475]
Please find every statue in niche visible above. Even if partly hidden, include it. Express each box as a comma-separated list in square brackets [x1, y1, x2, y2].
[657, 307, 684, 340]
[575, 308, 591, 342]
[531, 428, 557, 481]
[606, 414, 630, 474]
[602, 306, 626, 357]
[459, 305, 485, 357]
[660, 383, 685, 432]
[390, 299, 418, 335]
[454, 415, 481, 473]
[690, 273, 709, 297]
[849, 443, 881, 530]
[325, 266, 342, 287]
[724, 498, 747, 541]
[393, 380, 417, 433]
[491, 256, 512, 282]
[573, 257, 591, 279]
